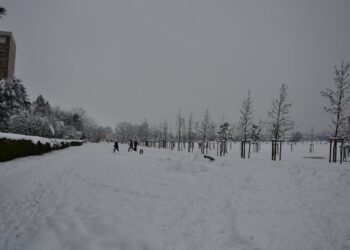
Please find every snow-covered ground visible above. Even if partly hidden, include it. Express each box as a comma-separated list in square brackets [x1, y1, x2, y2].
[0, 142, 349, 250]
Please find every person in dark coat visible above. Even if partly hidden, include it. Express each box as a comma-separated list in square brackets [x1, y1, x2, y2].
[113, 141, 119, 153]
[128, 139, 134, 152]
[133, 140, 138, 151]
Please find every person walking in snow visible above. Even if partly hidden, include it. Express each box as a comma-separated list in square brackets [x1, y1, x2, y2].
[128, 139, 134, 152]
[113, 141, 119, 153]
[133, 140, 138, 151]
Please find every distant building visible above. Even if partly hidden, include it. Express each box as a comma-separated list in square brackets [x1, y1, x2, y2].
[0, 31, 16, 79]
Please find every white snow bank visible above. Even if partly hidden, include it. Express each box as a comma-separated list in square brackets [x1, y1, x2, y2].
[0, 132, 82, 147]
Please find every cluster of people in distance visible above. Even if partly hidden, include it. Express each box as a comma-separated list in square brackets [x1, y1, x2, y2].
[113, 139, 138, 153]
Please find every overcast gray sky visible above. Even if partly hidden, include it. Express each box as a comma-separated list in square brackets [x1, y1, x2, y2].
[1, 0, 350, 132]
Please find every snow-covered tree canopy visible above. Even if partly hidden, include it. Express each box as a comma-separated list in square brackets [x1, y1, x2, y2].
[321, 60, 350, 138]
[0, 78, 108, 141]
[138, 119, 149, 142]
[217, 121, 230, 142]
[0, 78, 30, 130]
[250, 124, 260, 142]
[32, 95, 51, 116]
[238, 90, 254, 141]
[197, 109, 211, 142]
[175, 109, 185, 142]
[115, 121, 137, 142]
[268, 84, 294, 140]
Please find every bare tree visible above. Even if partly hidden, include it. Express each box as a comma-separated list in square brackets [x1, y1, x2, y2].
[217, 119, 230, 155]
[345, 116, 350, 142]
[181, 117, 187, 142]
[115, 121, 135, 142]
[310, 125, 315, 142]
[268, 84, 294, 139]
[197, 108, 211, 142]
[170, 127, 176, 143]
[176, 109, 185, 150]
[138, 119, 149, 142]
[158, 122, 163, 141]
[187, 112, 194, 152]
[161, 119, 168, 142]
[321, 60, 350, 138]
[208, 120, 216, 141]
[187, 112, 194, 141]
[149, 124, 159, 141]
[238, 90, 254, 141]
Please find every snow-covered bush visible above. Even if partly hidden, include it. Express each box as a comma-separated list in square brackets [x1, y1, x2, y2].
[0, 132, 83, 162]
[8, 111, 53, 138]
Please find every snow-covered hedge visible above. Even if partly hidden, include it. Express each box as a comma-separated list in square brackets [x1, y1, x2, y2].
[0, 132, 83, 162]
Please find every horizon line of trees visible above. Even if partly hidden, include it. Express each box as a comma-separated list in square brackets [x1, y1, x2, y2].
[115, 60, 350, 143]
[114, 110, 332, 144]
[2, 60, 349, 143]
[114, 83, 293, 143]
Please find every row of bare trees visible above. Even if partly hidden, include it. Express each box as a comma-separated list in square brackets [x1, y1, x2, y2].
[114, 83, 295, 144]
[114, 61, 349, 145]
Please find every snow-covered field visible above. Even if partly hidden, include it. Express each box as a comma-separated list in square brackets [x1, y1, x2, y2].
[0, 142, 349, 250]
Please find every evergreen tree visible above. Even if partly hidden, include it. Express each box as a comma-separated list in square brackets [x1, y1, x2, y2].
[33, 95, 51, 116]
[0, 78, 30, 130]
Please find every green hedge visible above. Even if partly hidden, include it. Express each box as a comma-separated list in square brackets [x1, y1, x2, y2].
[0, 138, 83, 162]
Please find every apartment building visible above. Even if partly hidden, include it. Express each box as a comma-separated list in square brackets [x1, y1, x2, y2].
[0, 31, 16, 79]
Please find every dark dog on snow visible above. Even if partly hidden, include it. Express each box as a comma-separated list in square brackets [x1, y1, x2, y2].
[204, 155, 215, 161]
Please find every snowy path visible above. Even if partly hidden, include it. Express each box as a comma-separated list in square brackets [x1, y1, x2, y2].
[0, 143, 350, 250]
